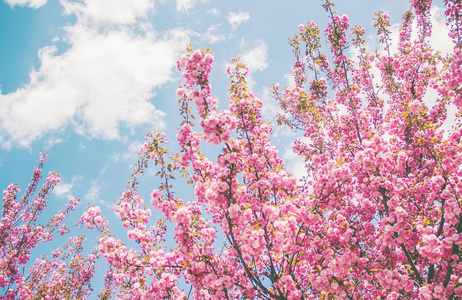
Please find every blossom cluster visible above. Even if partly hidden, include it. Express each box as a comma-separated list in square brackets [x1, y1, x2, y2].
[4, 0, 462, 299]
[1, 153, 94, 299]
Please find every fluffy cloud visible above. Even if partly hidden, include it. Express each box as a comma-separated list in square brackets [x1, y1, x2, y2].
[206, 8, 220, 16]
[53, 175, 81, 199]
[111, 139, 144, 163]
[427, 6, 453, 55]
[227, 12, 250, 30]
[175, 0, 207, 13]
[3, 0, 46, 8]
[84, 179, 115, 209]
[53, 181, 74, 199]
[176, 0, 192, 12]
[60, 0, 155, 26]
[0, 0, 189, 148]
[201, 24, 226, 44]
[283, 144, 307, 181]
[84, 179, 103, 202]
[240, 40, 268, 72]
[238, 39, 269, 88]
[260, 85, 282, 121]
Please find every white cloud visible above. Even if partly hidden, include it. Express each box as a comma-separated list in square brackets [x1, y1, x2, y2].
[176, 0, 192, 12]
[227, 12, 250, 30]
[240, 40, 268, 72]
[53, 175, 82, 199]
[260, 86, 281, 122]
[201, 24, 226, 44]
[206, 8, 220, 16]
[53, 181, 74, 199]
[111, 139, 143, 163]
[283, 145, 307, 181]
[282, 72, 296, 88]
[84, 179, 114, 209]
[60, 0, 154, 26]
[175, 0, 207, 13]
[84, 179, 103, 202]
[0, 0, 190, 148]
[45, 137, 65, 148]
[427, 6, 453, 55]
[4, 0, 46, 9]
[238, 39, 269, 88]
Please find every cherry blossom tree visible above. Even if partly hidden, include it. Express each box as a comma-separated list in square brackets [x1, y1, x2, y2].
[0, 152, 99, 299]
[3, 0, 462, 299]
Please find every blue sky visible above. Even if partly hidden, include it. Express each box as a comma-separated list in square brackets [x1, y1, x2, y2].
[0, 0, 454, 297]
